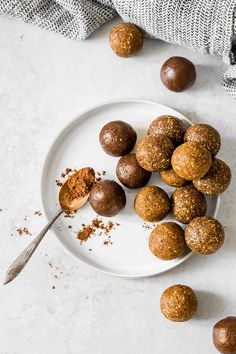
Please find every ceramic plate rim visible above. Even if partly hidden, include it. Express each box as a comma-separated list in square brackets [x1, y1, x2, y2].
[41, 98, 220, 278]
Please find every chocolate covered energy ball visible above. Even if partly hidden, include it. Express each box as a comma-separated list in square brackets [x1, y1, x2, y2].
[193, 158, 231, 196]
[148, 115, 185, 145]
[171, 141, 212, 180]
[160, 168, 189, 187]
[136, 135, 174, 172]
[160, 284, 198, 322]
[185, 216, 225, 255]
[116, 153, 151, 189]
[99, 120, 137, 157]
[171, 185, 207, 224]
[109, 23, 143, 57]
[184, 123, 221, 156]
[160, 56, 196, 92]
[89, 180, 126, 217]
[134, 186, 170, 222]
[149, 222, 186, 260]
[213, 317, 236, 354]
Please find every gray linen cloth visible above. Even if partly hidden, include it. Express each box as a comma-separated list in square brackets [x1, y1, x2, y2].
[1, 0, 236, 98]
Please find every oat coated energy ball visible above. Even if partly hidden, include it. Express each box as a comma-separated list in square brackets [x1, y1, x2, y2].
[171, 141, 212, 180]
[134, 186, 170, 222]
[185, 216, 225, 255]
[99, 120, 137, 157]
[213, 317, 236, 354]
[193, 158, 231, 196]
[149, 222, 186, 260]
[184, 123, 221, 156]
[148, 115, 185, 145]
[109, 23, 143, 57]
[136, 135, 174, 172]
[171, 185, 207, 224]
[160, 284, 198, 322]
[160, 168, 189, 187]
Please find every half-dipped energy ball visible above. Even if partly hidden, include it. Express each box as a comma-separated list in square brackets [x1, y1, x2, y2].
[160, 284, 198, 322]
[213, 317, 236, 354]
[148, 115, 185, 145]
[136, 135, 174, 172]
[193, 158, 231, 196]
[116, 153, 151, 189]
[171, 141, 212, 180]
[134, 186, 170, 222]
[149, 222, 186, 260]
[109, 23, 143, 57]
[184, 123, 221, 156]
[89, 180, 126, 217]
[171, 185, 207, 224]
[160, 168, 189, 187]
[99, 120, 137, 157]
[185, 216, 225, 255]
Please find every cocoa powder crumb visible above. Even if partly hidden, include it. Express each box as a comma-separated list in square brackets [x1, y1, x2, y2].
[68, 225, 72, 229]
[34, 210, 42, 216]
[77, 226, 95, 241]
[16, 227, 30, 236]
[0, 208, 3, 212]
[56, 180, 63, 187]
[52, 286, 55, 289]
[89, 248, 92, 251]
[76, 217, 119, 245]
[64, 210, 76, 218]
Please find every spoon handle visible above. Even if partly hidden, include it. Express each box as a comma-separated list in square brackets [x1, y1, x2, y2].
[3, 209, 63, 285]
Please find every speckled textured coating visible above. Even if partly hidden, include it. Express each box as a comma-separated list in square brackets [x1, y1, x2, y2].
[160, 57, 196, 92]
[171, 141, 212, 180]
[213, 317, 236, 354]
[184, 123, 221, 156]
[185, 216, 225, 255]
[160, 167, 189, 187]
[149, 222, 186, 260]
[99, 120, 137, 157]
[160, 284, 198, 322]
[134, 186, 170, 222]
[116, 153, 151, 189]
[136, 134, 174, 172]
[193, 158, 231, 196]
[89, 180, 126, 217]
[171, 185, 207, 224]
[109, 23, 143, 57]
[148, 115, 185, 145]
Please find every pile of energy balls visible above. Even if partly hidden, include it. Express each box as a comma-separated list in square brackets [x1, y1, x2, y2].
[91, 21, 235, 353]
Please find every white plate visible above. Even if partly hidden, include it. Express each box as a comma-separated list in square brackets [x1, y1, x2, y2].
[41, 99, 220, 278]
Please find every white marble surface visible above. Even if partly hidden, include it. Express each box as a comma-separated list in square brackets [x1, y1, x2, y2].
[0, 15, 236, 354]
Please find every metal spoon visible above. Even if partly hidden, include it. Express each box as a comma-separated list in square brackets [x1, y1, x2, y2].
[3, 168, 95, 285]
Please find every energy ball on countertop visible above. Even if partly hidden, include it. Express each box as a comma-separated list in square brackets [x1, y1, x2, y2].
[160, 168, 189, 187]
[89, 180, 126, 217]
[136, 135, 174, 172]
[116, 153, 151, 189]
[109, 23, 143, 57]
[171, 185, 207, 224]
[99, 120, 137, 157]
[193, 159, 231, 196]
[149, 222, 186, 260]
[160, 284, 198, 322]
[184, 123, 221, 156]
[148, 115, 185, 145]
[213, 317, 236, 354]
[171, 141, 212, 180]
[185, 216, 225, 255]
[134, 186, 170, 222]
[160, 56, 196, 92]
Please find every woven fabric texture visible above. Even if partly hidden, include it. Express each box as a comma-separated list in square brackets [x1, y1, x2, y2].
[1, 0, 236, 97]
